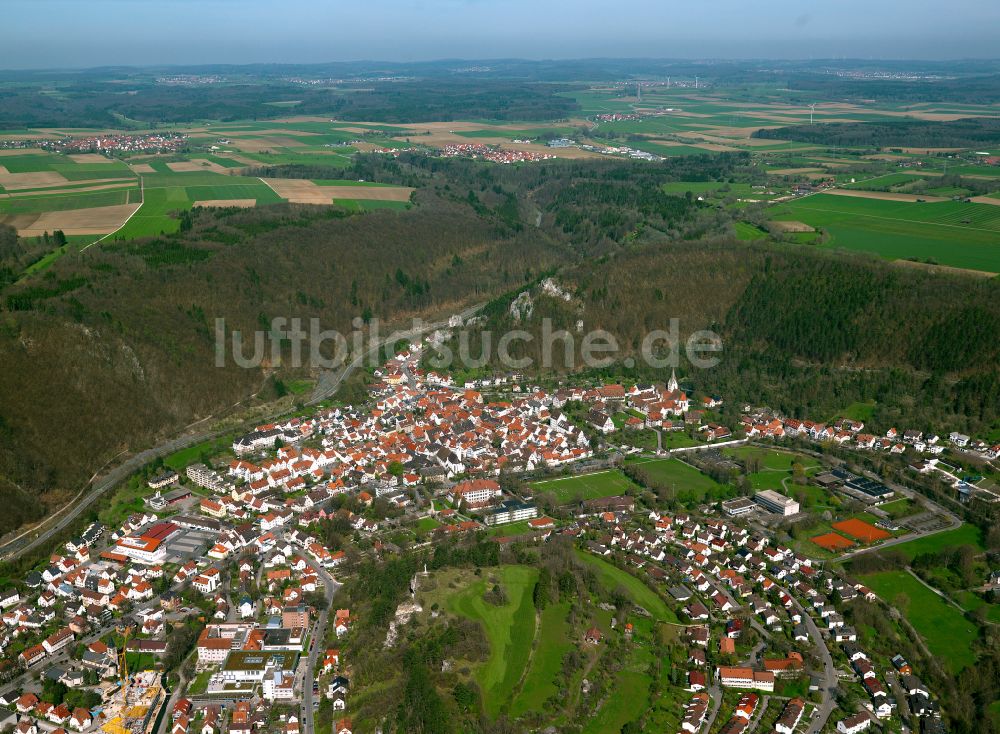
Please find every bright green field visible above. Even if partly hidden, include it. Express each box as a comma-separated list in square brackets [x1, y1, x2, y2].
[114, 174, 284, 238]
[838, 400, 877, 422]
[0, 187, 138, 215]
[859, 570, 978, 673]
[509, 601, 573, 717]
[773, 193, 1000, 272]
[575, 550, 678, 623]
[889, 524, 985, 561]
[530, 469, 637, 503]
[624, 457, 727, 498]
[447, 565, 539, 716]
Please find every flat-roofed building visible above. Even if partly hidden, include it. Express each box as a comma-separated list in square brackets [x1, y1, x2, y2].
[754, 490, 799, 517]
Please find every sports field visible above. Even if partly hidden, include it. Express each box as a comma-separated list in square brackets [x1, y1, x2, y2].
[447, 565, 539, 716]
[811, 532, 855, 551]
[773, 193, 1000, 273]
[832, 518, 891, 543]
[860, 570, 978, 673]
[530, 470, 637, 504]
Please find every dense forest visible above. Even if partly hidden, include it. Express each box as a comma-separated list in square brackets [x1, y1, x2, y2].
[0, 79, 579, 128]
[753, 116, 1000, 148]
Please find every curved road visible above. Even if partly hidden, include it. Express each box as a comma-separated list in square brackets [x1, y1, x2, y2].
[1, 303, 485, 564]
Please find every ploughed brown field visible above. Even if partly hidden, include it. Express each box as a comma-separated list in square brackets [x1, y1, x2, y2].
[11, 203, 141, 236]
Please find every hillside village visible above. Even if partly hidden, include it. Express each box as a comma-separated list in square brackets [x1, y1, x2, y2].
[0, 335, 996, 734]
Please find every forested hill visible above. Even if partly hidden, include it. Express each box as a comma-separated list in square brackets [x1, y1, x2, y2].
[752, 117, 1000, 148]
[453, 240, 1000, 435]
[0, 79, 579, 128]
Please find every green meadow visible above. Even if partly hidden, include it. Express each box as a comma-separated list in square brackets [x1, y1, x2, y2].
[530, 469, 637, 504]
[773, 193, 1000, 272]
[860, 570, 978, 673]
[446, 565, 539, 716]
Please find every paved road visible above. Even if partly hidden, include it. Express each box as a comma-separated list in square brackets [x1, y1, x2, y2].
[0, 429, 215, 562]
[704, 683, 724, 732]
[793, 590, 837, 734]
[302, 564, 340, 734]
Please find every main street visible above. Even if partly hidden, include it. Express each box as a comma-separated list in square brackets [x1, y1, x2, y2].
[301, 564, 341, 733]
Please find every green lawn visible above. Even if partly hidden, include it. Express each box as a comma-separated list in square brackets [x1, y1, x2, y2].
[860, 570, 978, 673]
[509, 601, 572, 717]
[575, 550, 678, 623]
[624, 457, 727, 499]
[530, 470, 637, 504]
[889, 524, 985, 561]
[414, 516, 441, 533]
[447, 565, 539, 716]
[838, 400, 877, 422]
[163, 433, 235, 471]
[877, 498, 918, 519]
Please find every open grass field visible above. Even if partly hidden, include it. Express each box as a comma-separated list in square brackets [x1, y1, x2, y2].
[889, 524, 985, 561]
[838, 400, 877, 423]
[624, 457, 728, 499]
[876, 498, 918, 519]
[859, 570, 978, 673]
[163, 433, 236, 472]
[772, 193, 1000, 273]
[509, 601, 573, 717]
[446, 565, 539, 717]
[530, 469, 637, 504]
[575, 550, 678, 623]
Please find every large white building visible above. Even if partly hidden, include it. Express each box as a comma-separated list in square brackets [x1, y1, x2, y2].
[448, 479, 501, 509]
[115, 521, 180, 565]
[754, 490, 800, 517]
[482, 500, 538, 526]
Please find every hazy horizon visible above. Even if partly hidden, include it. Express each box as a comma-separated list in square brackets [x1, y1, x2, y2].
[4, 0, 1000, 70]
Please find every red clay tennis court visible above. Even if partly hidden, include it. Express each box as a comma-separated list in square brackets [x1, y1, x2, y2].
[832, 518, 891, 543]
[811, 532, 855, 551]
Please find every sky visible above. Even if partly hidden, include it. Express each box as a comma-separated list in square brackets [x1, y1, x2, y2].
[3, 0, 999, 69]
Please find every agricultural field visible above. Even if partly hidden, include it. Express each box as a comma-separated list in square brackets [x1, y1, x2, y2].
[114, 173, 285, 239]
[771, 192, 1000, 273]
[530, 469, 638, 504]
[859, 570, 978, 673]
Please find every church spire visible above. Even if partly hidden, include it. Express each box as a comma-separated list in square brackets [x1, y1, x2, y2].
[667, 369, 678, 393]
